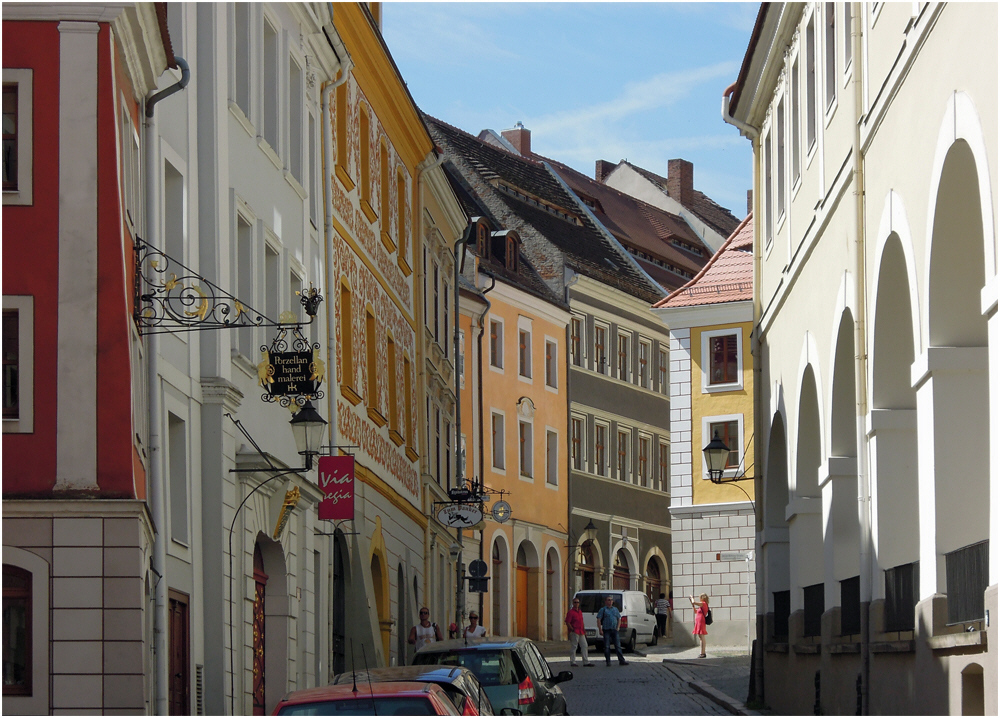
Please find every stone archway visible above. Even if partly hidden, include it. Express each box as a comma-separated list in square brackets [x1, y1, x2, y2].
[515, 541, 540, 639]
[765, 412, 790, 640]
[491, 535, 510, 636]
[255, 535, 289, 715]
[792, 365, 823, 629]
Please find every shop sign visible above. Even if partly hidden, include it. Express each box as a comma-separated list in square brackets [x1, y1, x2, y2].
[318, 455, 354, 521]
[437, 503, 484, 528]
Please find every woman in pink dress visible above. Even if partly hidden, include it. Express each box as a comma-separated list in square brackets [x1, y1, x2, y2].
[689, 593, 709, 658]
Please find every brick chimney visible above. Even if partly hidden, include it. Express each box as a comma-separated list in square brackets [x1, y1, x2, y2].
[666, 158, 694, 206]
[595, 160, 616, 183]
[501, 122, 531, 157]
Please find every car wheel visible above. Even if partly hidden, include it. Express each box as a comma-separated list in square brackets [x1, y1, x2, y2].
[648, 627, 658, 646]
[624, 630, 636, 653]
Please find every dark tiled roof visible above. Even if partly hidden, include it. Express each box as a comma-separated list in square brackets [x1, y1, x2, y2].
[624, 161, 741, 240]
[541, 156, 712, 294]
[424, 115, 663, 304]
[654, 213, 754, 309]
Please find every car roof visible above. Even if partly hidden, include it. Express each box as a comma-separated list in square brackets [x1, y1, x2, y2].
[415, 636, 530, 653]
[278, 680, 439, 705]
[331, 665, 472, 684]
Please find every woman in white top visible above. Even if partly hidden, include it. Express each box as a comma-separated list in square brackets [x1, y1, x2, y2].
[408, 607, 443, 653]
[464, 612, 486, 639]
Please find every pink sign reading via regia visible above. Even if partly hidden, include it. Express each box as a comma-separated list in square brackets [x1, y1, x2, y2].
[317, 455, 355, 521]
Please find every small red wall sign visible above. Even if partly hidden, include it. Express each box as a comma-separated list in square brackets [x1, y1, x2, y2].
[317, 456, 355, 521]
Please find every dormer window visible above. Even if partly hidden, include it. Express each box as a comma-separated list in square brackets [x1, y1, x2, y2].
[476, 221, 489, 258]
[506, 236, 519, 272]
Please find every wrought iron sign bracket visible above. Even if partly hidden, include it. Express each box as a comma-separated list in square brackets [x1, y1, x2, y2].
[133, 237, 323, 335]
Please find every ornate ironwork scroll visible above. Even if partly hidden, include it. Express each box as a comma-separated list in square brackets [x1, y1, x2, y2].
[133, 238, 322, 335]
[257, 324, 325, 408]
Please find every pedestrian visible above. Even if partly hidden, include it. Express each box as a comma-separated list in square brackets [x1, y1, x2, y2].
[564, 597, 594, 667]
[689, 593, 709, 658]
[596, 595, 628, 666]
[464, 612, 486, 639]
[655, 592, 672, 639]
[408, 607, 443, 655]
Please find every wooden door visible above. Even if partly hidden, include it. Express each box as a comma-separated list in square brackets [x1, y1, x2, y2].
[516, 566, 529, 636]
[253, 545, 268, 716]
[168, 590, 190, 716]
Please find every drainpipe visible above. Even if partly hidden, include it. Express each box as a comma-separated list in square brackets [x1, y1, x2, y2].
[144, 56, 189, 717]
[453, 223, 474, 633]
[475, 274, 494, 624]
[722, 76, 764, 702]
[850, 5, 872, 713]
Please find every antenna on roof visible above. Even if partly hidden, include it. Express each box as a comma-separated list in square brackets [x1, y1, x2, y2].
[361, 643, 377, 716]
[350, 639, 358, 693]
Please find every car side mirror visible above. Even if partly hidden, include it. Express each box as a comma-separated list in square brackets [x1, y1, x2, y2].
[553, 670, 574, 684]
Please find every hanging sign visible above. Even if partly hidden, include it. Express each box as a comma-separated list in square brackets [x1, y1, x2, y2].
[260, 350, 317, 397]
[317, 455, 355, 521]
[437, 503, 484, 528]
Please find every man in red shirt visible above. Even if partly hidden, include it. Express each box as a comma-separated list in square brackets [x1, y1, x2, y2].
[564, 597, 594, 667]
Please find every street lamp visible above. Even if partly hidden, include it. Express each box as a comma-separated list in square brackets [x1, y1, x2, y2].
[703, 430, 731, 483]
[289, 400, 327, 470]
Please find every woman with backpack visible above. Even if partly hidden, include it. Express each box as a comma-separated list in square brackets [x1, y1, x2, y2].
[689, 593, 710, 658]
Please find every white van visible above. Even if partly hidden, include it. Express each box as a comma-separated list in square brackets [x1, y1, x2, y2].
[573, 590, 659, 652]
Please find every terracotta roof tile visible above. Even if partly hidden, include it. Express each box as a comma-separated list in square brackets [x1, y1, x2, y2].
[653, 213, 753, 309]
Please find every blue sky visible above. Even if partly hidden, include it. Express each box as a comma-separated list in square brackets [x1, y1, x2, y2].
[383, 2, 759, 218]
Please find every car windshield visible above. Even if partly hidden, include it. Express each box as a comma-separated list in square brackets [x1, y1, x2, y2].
[578, 594, 621, 612]
[413, 649, 521, 687]
[277, 696, 437, 715]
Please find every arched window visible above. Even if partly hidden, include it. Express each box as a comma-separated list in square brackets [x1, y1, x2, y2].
[613, 550, 630, 590]
[579, 541, 595, 591]
[3, 565, 31, 695]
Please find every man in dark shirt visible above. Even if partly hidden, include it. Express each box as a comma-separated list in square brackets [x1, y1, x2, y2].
[596, 595, 628, 666]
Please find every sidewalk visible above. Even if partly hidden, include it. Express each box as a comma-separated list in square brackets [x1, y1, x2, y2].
[536, 640, 764, 716]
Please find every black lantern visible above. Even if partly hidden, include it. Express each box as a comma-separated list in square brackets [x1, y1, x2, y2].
[289, 401, 327, 470]
[702, 430, 730, 483]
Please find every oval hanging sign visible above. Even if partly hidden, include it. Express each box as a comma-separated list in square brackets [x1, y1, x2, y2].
[437, 504, 484, 528]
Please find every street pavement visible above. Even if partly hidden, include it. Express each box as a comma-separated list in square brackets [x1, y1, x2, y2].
[535, 639, 764, 716]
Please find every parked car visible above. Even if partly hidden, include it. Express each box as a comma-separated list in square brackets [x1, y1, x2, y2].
[331, 664, 500, 715]
[573, 589, 658, 652]
[413, 637, 572, 715]
[272, 681, 462, 715]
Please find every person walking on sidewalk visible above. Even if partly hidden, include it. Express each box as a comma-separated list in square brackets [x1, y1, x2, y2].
[596, 595, 628, 666]
[655, 592, 672, 639]
[408, 607, 443, 655]
[689, 593, 709, 658]
[565, 597, 594, 667]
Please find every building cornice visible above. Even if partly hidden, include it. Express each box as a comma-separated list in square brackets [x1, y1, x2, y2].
[653, 301, 754, 331]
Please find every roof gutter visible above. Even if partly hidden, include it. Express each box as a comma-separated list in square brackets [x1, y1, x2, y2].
[722, 81, 760, 141]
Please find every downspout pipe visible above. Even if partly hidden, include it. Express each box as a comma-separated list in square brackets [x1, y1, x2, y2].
[722, 82, 760, 141]
[144, 56, 189, 717]
[452, 222, 474, 633]
[475, 274, 495, 623]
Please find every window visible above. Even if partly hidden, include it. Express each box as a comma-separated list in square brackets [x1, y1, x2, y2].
[806, 15, 817, 149]
[432, 263, 440, 342]
[403, 356, 413, 445]
[120, 102, 141, 231]
[4, 70, 33, 206]
[571, 417, 583, 471]
[545, 339, 557, 388]
[396, 170, 407, 259]
[546, 430, 558, 486]
[2, 565, 31, 695]
[365, 311, 378, 410]
[617, 331, 630, 382]
[518, 329, 531, 378]
[638, 435, 651, 488]
[289, 58, 303, 182]
[168, 412, 188, 543]
[708, 419, 740, 470]
[506, 236, 519, 272]
[594, 324, 608, 374]
[519, 421, 533, 477]
[791, 58, 800, 182]
[476, 222, 489, 258]
[443, 281, 450, 358]
[434, 407, 441, 481]
[335, 77, 353, 189]
[843, 3, 853, 69]
[570, 316, 583, 366]
[773, 590, 790, 641]
[164, 160, 185, 264]
[233, 4, 251, 118]
[262, 18, 279, 151]
[840, 575, 861, 635]
[340, 284, 354, 389]
[2, 305, 26, 424]
[884, 561, 919, 632]
[359, 106, 374, 219]
[491, 412, 505, 470]
[379, 140, 390, 238]
[658, 441, 669, 492]
[444, 420, 452, 485]
[309, 113, 318, 226]
[236, 214, 255, 359]
[264, 243, 279, 324]
[658, 347, 668, 394]
[489, 318, 503, 369]
[638, 340, 650, 388]
[826, 3, 836, 110]
[387, 335, 398, 435]
[458, 329, 466, 389]
[776, 98, 785, 219]
[803, 583, 824, 637]
[594, 423, 607, 477]
[763, 131, 772, 246]
[704, 329, 741, 389]
[617, 428, 631, 483]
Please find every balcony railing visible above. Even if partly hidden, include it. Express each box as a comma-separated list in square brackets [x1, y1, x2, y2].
[946, 540, 988, 625]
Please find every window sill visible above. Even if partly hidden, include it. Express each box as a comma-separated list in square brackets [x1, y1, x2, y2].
[871, 639, 915, 654]
[285, 170, 308, 200]
[335, 164, 355, 193]
[827, 642, 860, 654]
[397, 253, 412, 277]
[229, 101, 255, 138]
[405, 446, 419, 463]
[703, 381, 745, 395]
[342, 385, 363, 406]
[367, 406, 387, 427]
[380, 229, 396, 254]
[764, 642, 789, 653]
[792, 642, 821, 655]
[389, 429, 405, 447]
[361, 198, 378, 224]
[257, 136, 283, 171]
[927, 630, 986, 652]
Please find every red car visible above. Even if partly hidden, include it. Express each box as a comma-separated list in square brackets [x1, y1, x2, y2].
[272, 681, 463, 715]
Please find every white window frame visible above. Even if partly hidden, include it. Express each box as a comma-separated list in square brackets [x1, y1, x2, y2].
[517, 316, 532, 381]
[593, 321, 610, 376]
[3, 69, 34, 206]
[657, 438, 670, 493]
[570, 415, 585, 471]
[544, 336, 558, 390]
[616, 329, 631, 383]
[489, 316, 504, 372]
[570, 314, 585, 367]
[637, 338, 651, 389]
[164, 402, 191, 552]
[491, 410, 506, 473]
[2, 295, 34, 433]
[233, 194, 259, 362]
[617, 426, 632, 484]
[658, 346, 669, 395]
[518, 418, 534, 480]
[545, 428, 559, 487]
[638, 432, 652, 488]
[458, 328, 466, 389]
[701, 327, 744, 393]
[594, 420, 609, 477]
[701, 413, 745, 481]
